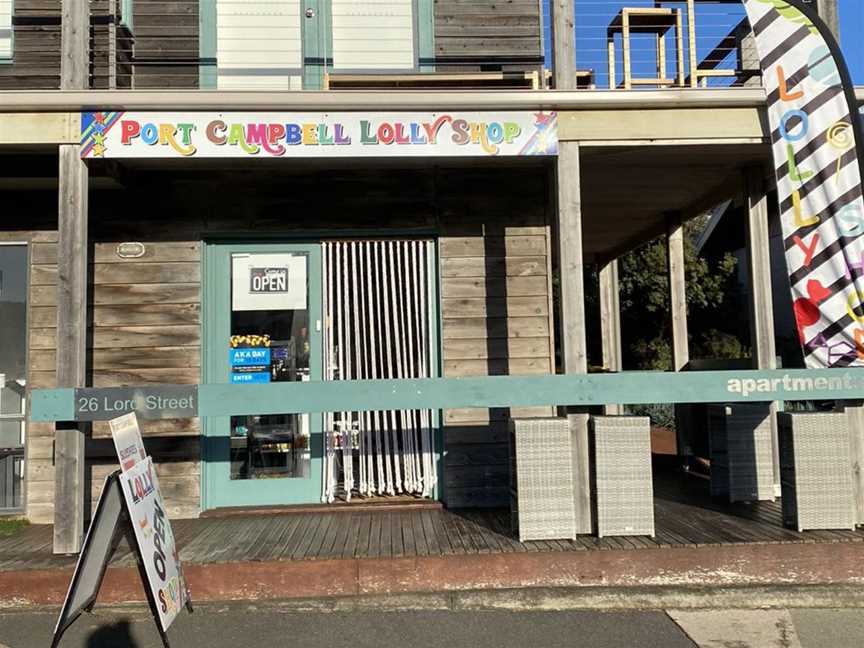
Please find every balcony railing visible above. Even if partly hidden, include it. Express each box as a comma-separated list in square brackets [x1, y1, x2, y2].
[1, 0, 761, 92]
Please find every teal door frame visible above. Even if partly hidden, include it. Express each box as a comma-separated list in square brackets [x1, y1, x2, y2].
[201, 240, 324, 510]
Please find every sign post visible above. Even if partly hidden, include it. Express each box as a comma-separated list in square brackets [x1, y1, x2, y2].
[51, 413, 192, 648]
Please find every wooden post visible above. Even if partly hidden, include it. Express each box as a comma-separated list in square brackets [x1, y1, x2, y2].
[551, 0, 577, 90]
[553, 0, 590, 534]
[54, 0, 90, 555]
[687, 0, 697, 88]
[744, 167, 781, 496]
[815, 0, 840, 41]
[599, 259, 623, 416]
[666, 214, 688, 373]
[666, 213, 690, 460]
[556, 142, 591, 534]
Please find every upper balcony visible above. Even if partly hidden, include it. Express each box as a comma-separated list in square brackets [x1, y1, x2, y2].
[0, 0, 783, 93]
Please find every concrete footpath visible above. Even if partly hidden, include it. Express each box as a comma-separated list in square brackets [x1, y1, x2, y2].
[2, 603, 863, 648]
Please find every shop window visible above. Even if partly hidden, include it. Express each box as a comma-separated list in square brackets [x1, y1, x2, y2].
[331, 0, 415, 70]
[229, 253, 312, 480]
[216, 0, 303, 89]
[0, 244, 27, 511]
[0, 0, 12, 60]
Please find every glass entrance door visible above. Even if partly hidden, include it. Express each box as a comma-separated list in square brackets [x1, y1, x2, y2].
[203, 242, 323, 508]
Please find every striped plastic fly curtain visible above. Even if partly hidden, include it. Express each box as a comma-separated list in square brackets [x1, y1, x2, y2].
[322, 240, 437, 502]
[741, 0, 864, 367]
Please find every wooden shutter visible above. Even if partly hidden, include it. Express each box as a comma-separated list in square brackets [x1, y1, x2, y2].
[331, 0, 415, 70]
[217, 0, 303, 89]
[0, 0, 12, 60]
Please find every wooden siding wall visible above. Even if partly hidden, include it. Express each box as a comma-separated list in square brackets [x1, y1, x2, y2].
[433, 0, 544, 73]
[15, 165, 553, 522]
[132, 0, 199, 88]
[0, 1, 132, 90]
[437, 168, 555, 508]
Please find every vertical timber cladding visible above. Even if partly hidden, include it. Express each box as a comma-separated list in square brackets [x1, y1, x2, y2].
[439, 166, 555, 508]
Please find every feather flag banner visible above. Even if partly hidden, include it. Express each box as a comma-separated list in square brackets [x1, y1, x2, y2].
[741, 0, 864, 367]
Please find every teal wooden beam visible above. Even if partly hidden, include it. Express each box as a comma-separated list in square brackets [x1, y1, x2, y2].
[198, 0, 216, 88]
[417, 0, 435, 72]
[30, 369, 864, 422]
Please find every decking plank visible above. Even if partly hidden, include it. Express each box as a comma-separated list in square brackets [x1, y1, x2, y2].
[368, 513, 384, 558]
[411, 511, 431, 556]
[355, 514, 374, 558]
[290, 514, 325, 560]
[340, 514, 363, 559]
[420, 510, 443, 555]
[400, 512, 417, 557]
[390, 513, 404, 558]
[305, 514, 337, 559]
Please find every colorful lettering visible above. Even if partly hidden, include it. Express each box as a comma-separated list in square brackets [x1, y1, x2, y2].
[206, 120, 227, 145]
[120, 120, 141, 145]
[793, 233, 820, 266]
[793, 190, 820, 227]
[776, 65, 804, 101]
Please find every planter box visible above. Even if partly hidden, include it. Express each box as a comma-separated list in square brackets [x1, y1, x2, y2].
[778, 412, 855, 532]
[708, 403, 775, 502]
[508, 417, 577, 542]
[590, 416, 654, 537]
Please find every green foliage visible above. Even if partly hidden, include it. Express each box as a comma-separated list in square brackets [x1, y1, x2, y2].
[0, 518, 27, 537]
[627, 402, 675, 429]
[618, 216, 747, 370]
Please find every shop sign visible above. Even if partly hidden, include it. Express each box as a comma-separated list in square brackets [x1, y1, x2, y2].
[230, 348, 272, 367]
[80, 111, 558, 159]
[74, 385, 198, 421]
[119, 456, 188, 631]
[232, 253, 306, 311]
[231, 371, 271, 384]
[109, 412, 147, 472]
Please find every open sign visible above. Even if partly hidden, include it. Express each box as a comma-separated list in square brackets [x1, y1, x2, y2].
[250, 267, 288, 293]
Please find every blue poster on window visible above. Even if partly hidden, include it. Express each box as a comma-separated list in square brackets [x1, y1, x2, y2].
[230, 348, 271, 367]
[231, 371, 271, 384]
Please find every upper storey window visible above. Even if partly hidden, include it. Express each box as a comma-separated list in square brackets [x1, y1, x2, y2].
[331, 0, 415, 71]
[217, 1, 304, 89]
[211, 0, 421, 89]
[0, 0, 12, 60]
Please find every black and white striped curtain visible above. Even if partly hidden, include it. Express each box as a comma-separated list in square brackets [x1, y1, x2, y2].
[322, 240, 437, 501]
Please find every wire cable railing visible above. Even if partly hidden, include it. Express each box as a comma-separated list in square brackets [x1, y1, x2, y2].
[0, 0, 761, 91]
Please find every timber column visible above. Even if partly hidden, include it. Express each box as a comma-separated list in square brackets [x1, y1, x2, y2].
[54, 0, 90, 554]
[744, 167, 781, 495]
[666, 212, 690, 461]
[553, 0, 591, 534]
[599, 259, 623, 415]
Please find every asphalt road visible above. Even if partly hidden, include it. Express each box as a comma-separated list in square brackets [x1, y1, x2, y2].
[2, 608, 696, 648]
[2, 606, 862, 648]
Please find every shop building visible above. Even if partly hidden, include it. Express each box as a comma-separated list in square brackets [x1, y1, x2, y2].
[1, 0, 863, 557]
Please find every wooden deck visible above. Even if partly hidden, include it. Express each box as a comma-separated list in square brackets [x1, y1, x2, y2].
[2, 473, 862, 573]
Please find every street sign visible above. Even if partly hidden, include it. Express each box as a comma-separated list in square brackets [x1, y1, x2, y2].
[73, 385, 197, 421]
